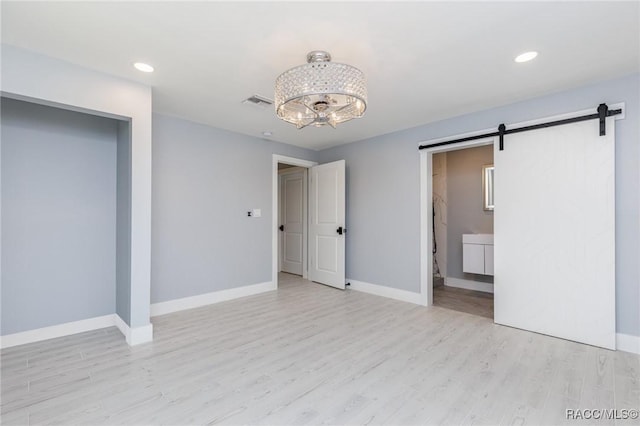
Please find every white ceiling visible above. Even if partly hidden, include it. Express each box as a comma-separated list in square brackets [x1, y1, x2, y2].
[2, 1, 638, 150]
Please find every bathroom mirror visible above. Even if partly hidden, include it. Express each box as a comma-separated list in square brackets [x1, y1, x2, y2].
[483, 164, 494, 211]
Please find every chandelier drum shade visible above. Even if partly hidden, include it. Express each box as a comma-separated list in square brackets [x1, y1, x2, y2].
[275, 51, 367, 129]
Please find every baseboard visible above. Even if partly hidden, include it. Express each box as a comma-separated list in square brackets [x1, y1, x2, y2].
[0, 281, 278, 348]
[0, 313, 156, 349]
[348, 279, 422, 305]
[150, 281, 276, 317]
[617, 333, 640, 354]
[445, 277, 494, 294]
[114, 315, 154, 346]
[0, 314, 116, 349]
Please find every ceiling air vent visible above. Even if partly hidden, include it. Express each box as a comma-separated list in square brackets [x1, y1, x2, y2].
[242, 94, 273, 109]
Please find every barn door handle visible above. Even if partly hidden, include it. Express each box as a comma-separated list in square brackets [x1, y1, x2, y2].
[337, 226, 346, 235]
[279, 225, 284, 231]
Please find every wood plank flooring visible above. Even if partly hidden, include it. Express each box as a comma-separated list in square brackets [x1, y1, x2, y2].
[433, 284, 494, 319]
[1, 273, 638, 425]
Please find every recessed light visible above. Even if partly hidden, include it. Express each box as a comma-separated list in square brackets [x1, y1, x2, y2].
[134, 62, 154, 73]
[262, 131, 273, 137]
[514, 51, 538, 63]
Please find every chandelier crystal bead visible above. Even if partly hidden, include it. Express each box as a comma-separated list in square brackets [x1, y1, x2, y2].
[274, 51, 367, 129]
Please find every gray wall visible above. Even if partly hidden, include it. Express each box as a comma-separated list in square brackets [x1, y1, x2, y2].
[318, 73, 640, 337]
[116, 121, 132, 325]
[446, 145, 494, 282]
[319, 136, 419, 292]
[1, 98, 118, 335]
[151, 113, 318, 303]
[2, 73, 637, 338]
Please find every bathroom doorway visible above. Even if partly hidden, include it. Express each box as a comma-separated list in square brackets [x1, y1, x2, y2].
[431, 144, 494, 319]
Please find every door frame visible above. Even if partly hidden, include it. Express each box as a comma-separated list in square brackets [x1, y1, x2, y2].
[272, 155, 318, 287]
[420, 135, 495, 306]
[418, 103, 625, 307]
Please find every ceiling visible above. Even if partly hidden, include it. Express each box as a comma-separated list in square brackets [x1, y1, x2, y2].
[2, 1, 638, 150]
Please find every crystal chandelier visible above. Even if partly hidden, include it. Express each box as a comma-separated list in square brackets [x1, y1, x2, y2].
[275, 51, 367, 129]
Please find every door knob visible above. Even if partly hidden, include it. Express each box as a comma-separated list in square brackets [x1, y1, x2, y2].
[337, 226, 346, 235]
[279, 225, 284, 231]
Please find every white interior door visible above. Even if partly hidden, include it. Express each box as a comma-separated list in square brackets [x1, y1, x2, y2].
[280, 169, 304, 275]
[494, 117, 616, 349]
[309, 160, 346, 289]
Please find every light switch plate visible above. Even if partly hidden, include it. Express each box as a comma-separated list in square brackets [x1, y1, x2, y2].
[252, 208, 261, 218]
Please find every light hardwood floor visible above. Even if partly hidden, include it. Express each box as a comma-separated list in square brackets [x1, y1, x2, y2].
[433, 285, 494, 319]
[1, 273, 638, 425]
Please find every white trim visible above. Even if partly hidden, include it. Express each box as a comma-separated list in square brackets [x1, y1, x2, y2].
[420, 138, 495, 307]
[616, 333, 640, 354]
[444, 277, 494, 294]
[0, 315, 116, 349]
[419, 150, 431, 306]
[129, 323, 153, 345]
[125, 323, 153, 346]
[114, 315, 153, 346]
[150, 281, 275, 317]
[0, 314, 155, 348]
[348, 279, 422, 305]
[418, 103, 626, 307]
[272, 155, 317, 287]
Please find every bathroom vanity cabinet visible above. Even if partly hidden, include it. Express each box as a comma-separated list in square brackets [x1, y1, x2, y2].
[462, 234, 494, 276]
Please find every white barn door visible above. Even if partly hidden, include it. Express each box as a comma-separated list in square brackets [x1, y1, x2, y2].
[309, 160, 346, 289]
[494, 117, 616, 349]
